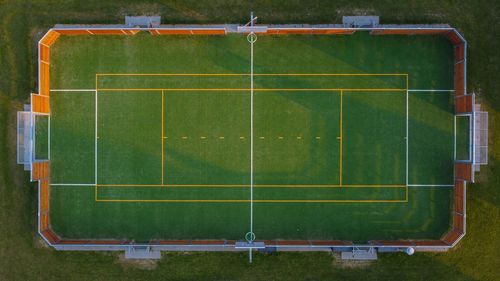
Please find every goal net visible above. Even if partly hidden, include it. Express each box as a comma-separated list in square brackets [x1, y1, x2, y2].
[473, 111, 488, 165]
[17, 111, 32, 168]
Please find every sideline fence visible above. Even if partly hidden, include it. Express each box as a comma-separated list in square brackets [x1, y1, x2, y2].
[27, 24, 474, 252]
[265, 28, 354, 34]
[149, 28, 226, 35]
[32, 161, 49, 180]
[370, 29, 450, 35]
[31, 94, 50, 113]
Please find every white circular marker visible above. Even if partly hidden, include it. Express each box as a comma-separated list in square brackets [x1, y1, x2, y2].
[405, 247, 415, 255]
[245, 231, 256, 242]
[247, 32, 257, 43]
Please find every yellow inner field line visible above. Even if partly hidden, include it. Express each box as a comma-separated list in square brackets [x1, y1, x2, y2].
[95, 199, 408, 203]
[95, 88, 408, 92]
[96, 73, 409, 76]
[93, 73, 409, 203]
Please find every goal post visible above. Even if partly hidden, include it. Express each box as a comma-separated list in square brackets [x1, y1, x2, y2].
[17, 94, 51, 173]
[17, 111, 32, 167]
[473, 111, 488, 165]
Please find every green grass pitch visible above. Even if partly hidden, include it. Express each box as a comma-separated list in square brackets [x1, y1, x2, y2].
[47, 32, 455, 242]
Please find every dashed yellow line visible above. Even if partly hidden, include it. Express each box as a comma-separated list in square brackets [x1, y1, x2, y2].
[167, 136, 324, 140]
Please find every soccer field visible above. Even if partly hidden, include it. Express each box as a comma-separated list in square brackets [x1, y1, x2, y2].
[43, 31, 456, 243]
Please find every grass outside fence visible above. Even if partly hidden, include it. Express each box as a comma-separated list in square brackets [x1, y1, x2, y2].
[0, 1, 498, 280]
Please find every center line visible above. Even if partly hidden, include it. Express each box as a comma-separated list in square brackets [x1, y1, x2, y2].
[249, 29, 255, 242]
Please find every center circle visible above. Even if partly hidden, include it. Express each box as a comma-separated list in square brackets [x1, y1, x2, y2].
[245, 231, 256, 242]
[247, 32, 257, 43]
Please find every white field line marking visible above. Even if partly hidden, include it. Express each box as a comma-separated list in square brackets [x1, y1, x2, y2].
[29, 102, 33, 180]
[50, 89, 96, 92]
[407, 184, 454, 187]
[31, 113, 35, 163]
[51, 183, 96, 186]
[95, 90, 98, 185]
[406, 89, 409, 186]
[249, 32, 255, 237]
[454, 115, 457, 160]
[32, 112, 49, 116]
[48, 115, 51, 160]
[407, 89, 454, 92]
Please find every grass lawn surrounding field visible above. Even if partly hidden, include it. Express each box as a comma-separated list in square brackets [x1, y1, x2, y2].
[0, 1, 498, 280]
